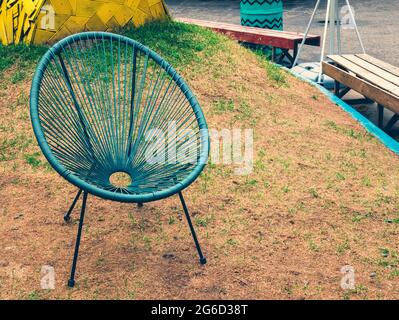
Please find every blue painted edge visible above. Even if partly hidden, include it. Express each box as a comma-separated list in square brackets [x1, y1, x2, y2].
[282, 66, 399, 155]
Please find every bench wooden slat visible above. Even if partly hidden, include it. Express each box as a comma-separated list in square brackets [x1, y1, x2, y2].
[322, 62, 399, 114]
[176, 18, 321, 50]
[342, 54, 399, 87]
[356, 54, 399, 78]
[328, 55, 399, 97]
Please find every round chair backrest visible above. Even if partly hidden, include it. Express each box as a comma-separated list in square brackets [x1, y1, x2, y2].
[30, 32, 209, 203]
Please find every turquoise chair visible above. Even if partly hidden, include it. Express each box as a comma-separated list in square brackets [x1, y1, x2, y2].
[30, 32, 209, 287]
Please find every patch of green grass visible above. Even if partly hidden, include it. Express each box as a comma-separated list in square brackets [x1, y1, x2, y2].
[226, 238, 238, 246]
[11, 70, 27, 84]
[245, 178, 258, 187]
[127, 291, 136, 299]
[234, 101, 254, 121]
[0, 134, 33, 161]
[253, 51, 287, 86]
[96, 257, 106, 267]
[379, 248, 390, 258]
[324, 120, 372, 141]
[361, 176, 371, 187]
[352, 212, 372, 223]
[308, 239, 320, 252]
[143, 236, 152, 250]
[375, 193, 394, 205]
[195, 214, 213, 227]
[24, 152, 42, 168]
[212, 99, 235, 114]
[27, 291, 41, 300]
[199, 167, 215, 193]
[390, 269, 399, 277]
[385, 218, 399, 224]
[309, 188, 319, 198]
[120, 20, 224, 69]
[254, 154, 266, 173]
[335, 172, 346, 181]
[168, 216, 176, 225]
[0, 44, 47, 76]
[336, 240, 350, 255]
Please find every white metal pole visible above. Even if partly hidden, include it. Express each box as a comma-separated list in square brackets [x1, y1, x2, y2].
[291, 0, 322, 68]
[329, 0, 336, 55]
[318, 0, 331, 83]
[336, 0, 342, 54]
[345, 0, 366, 53]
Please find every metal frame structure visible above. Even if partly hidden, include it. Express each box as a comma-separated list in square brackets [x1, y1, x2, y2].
[30, 32, 209, 287]
[64, 188, 206, 287]
[292, 0, 366, 83]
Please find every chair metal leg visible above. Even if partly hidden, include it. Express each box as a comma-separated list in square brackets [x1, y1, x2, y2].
[68, 191, 88, 288]
[137, 202, 143, 208]
[64, 189, 83, 222]
[178, 192, 207, 265]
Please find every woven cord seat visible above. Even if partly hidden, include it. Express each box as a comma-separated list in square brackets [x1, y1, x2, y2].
[30, 32, 210, 287]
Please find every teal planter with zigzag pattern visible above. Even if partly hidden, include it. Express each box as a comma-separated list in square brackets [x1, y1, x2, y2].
[240, 0, 283, 30]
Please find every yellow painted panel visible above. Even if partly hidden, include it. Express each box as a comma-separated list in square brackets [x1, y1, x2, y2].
[75, 0, 100, 18]
[5, 9, 13, 43]
[23, 0, 37, 18]
[53, 13, 69, 31]
[108, 0, 125, 4]
[105, 15, 119, 29]
[131, 9, 147, 27]
[32, 27, 54, 44]
[137, 0, 150, 15]
[148, 0, 163, 6]
[96, 3, 121, 24]
[86, 14, 107, 31]
[63, 15, 90, 34]
[14, 11, 26, 43]
[48, 0, 73, 15]
[25, 23, 36, 44]
[0, 0, 169, 44]
[29, 0, 46, 21]
[48, 25, 70, 42]
[113, 6, 135, 25]
[149, 2, 166, 18]
[0, 18, 8, 45]
[6, 0, 18, 9]
[68, 0, 77, 15]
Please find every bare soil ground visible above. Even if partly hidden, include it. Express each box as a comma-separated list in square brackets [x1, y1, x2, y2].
[1, 26, 399, 300]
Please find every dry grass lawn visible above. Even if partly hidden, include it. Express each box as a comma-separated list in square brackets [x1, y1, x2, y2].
[1, 22, 399, 300]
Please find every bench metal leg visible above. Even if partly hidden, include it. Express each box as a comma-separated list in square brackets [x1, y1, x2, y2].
[334, 80, 340, 96]
[178, 192, 206, 265]
[385, 114, 399, 132]
[281, 49, 294, 67]
[64, 189, 83, 222]
[334, 80, 351, 98]
[68, 191, 88, 288]
[378, 104, 384, 128]
[293, 44, 298, 64]
[271, 47, 276, 62]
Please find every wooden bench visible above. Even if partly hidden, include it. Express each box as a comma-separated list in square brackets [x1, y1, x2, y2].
[322, 54, 399, 133]
[176, 18, 320, 67]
